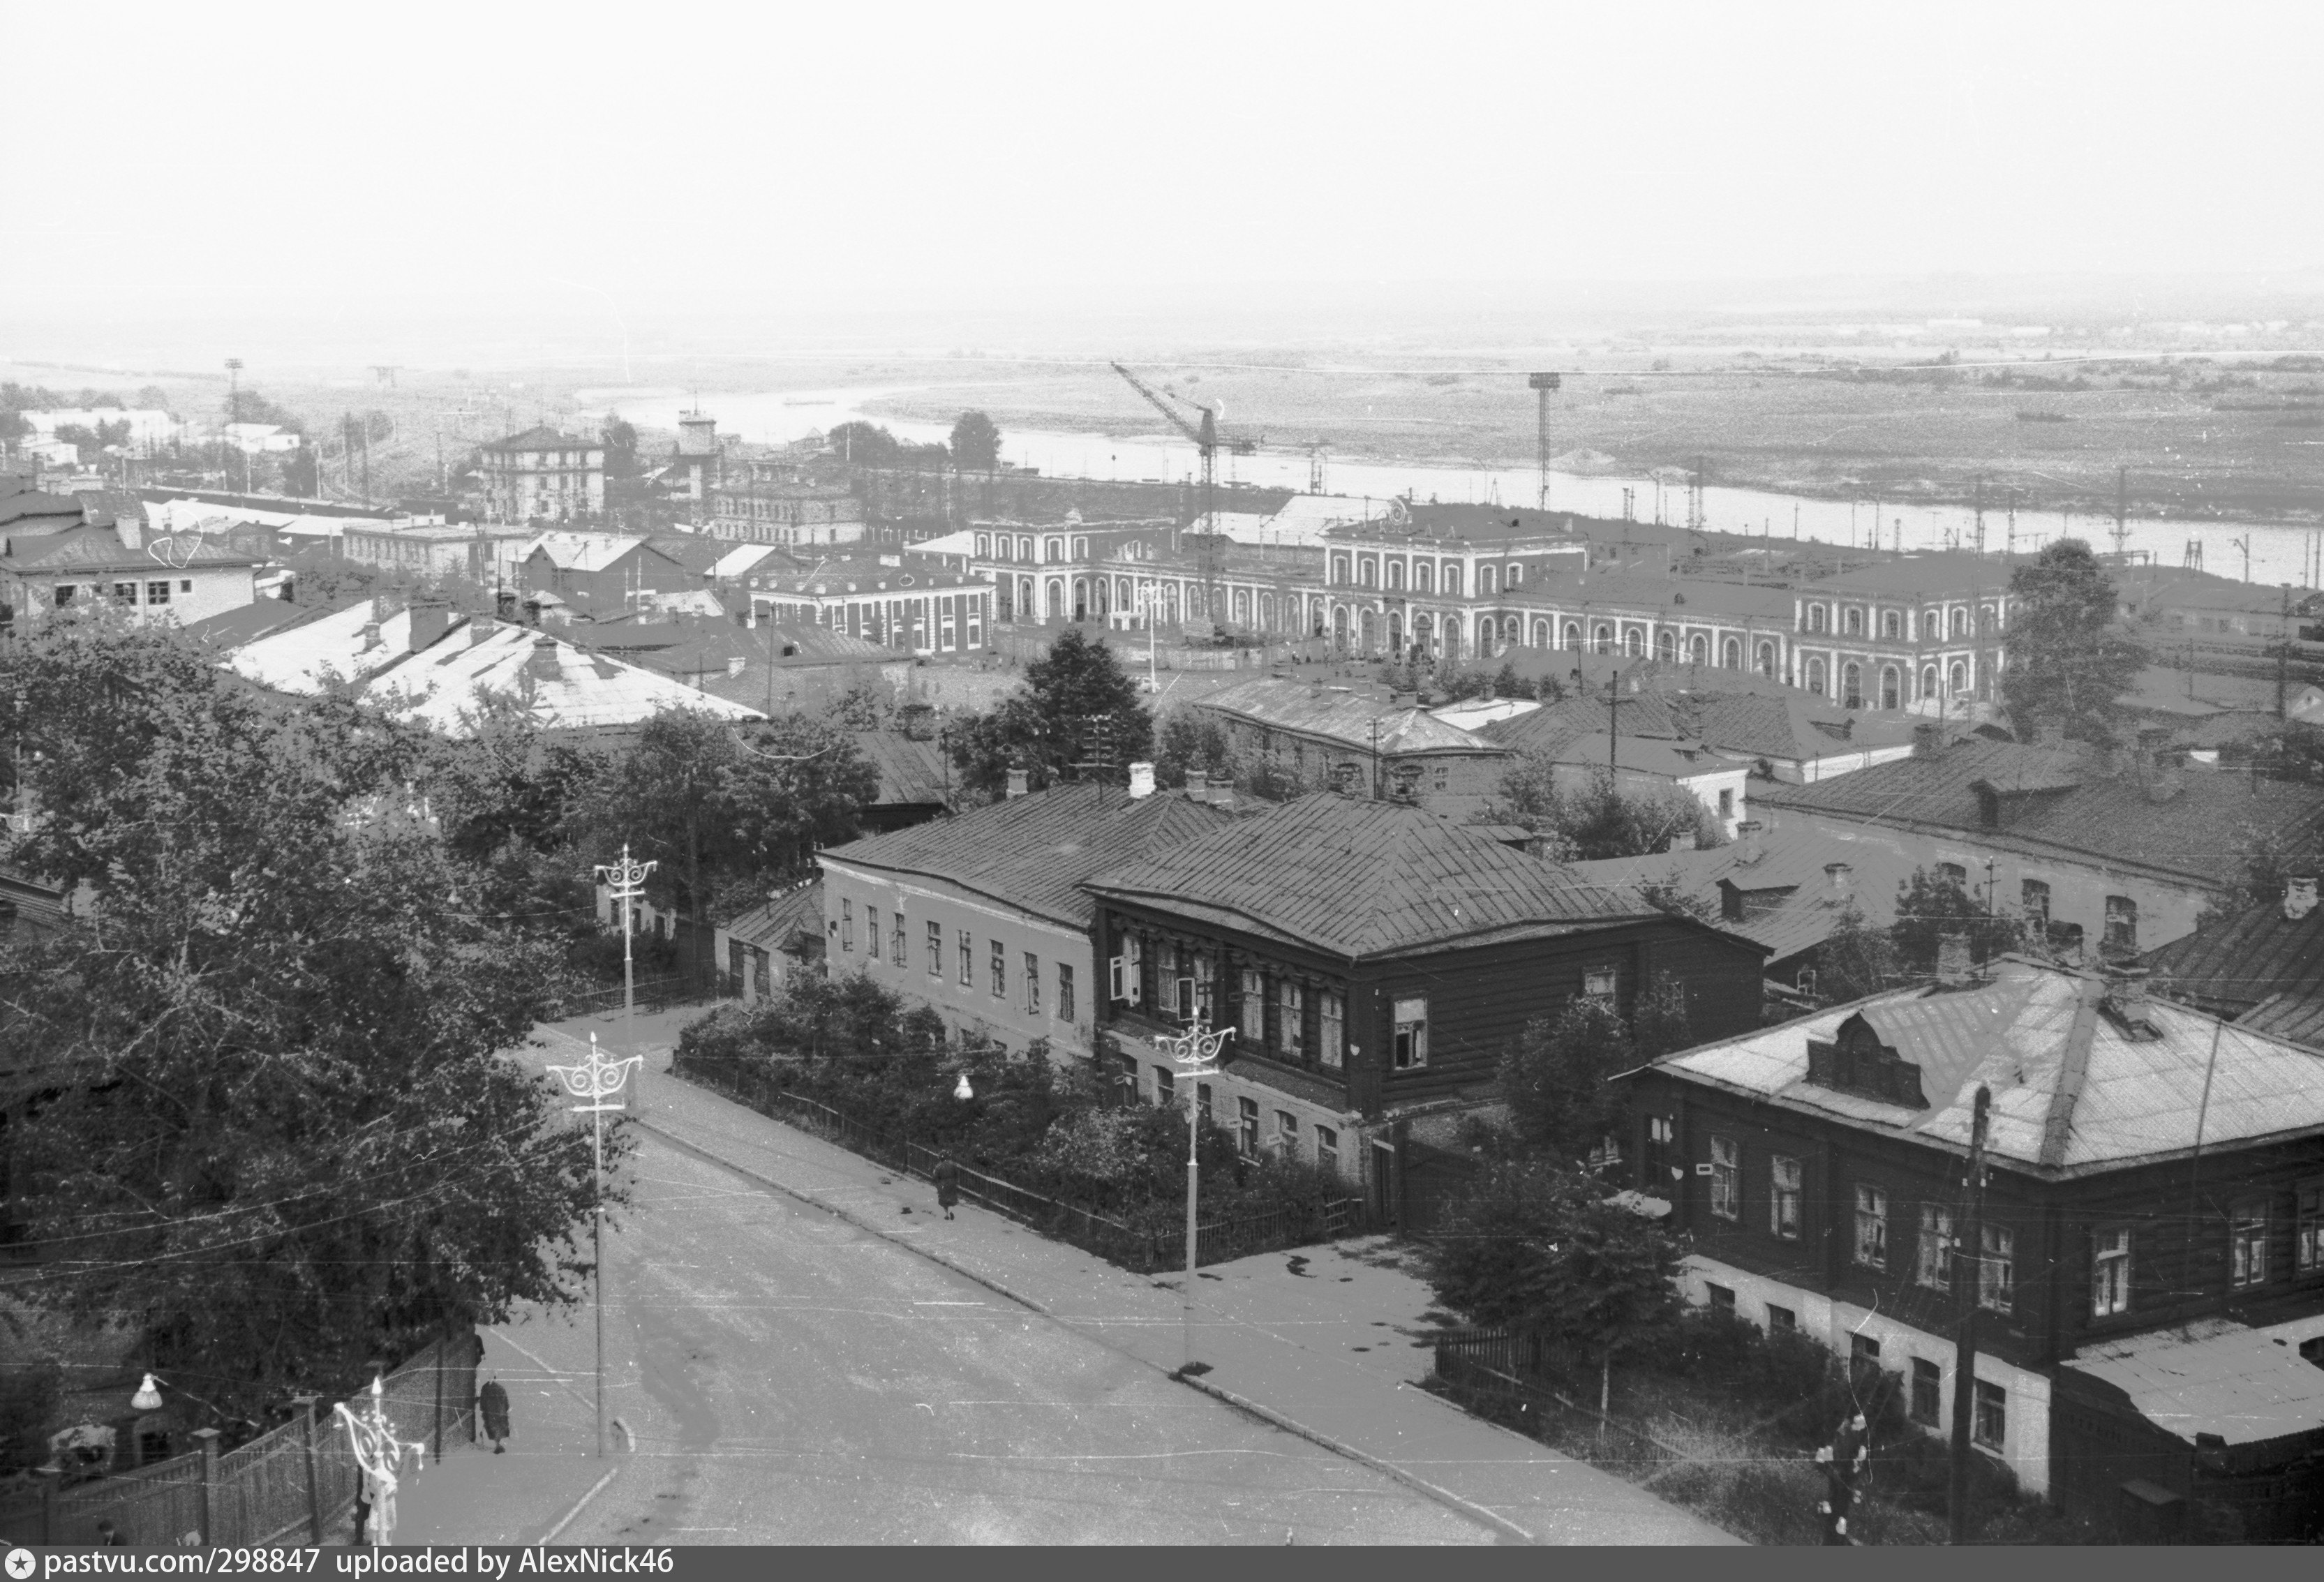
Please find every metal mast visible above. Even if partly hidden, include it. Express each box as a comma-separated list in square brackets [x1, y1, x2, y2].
[1527, 373, 1562, 511]
[1112, 363, 1255, 627]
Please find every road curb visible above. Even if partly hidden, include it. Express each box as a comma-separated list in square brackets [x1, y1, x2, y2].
[632, 1115, 1539, 1546]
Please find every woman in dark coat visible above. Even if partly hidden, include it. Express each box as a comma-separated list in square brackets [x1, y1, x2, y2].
[478, 1375, 512, 1454]
[933, 1154, 960, 1219]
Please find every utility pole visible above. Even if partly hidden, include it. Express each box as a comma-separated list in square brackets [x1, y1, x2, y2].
[1972, 477, 1986, 555]
[2280, 583, 2293, 720]
[2110, 466, 2130, 564]
[1608, 669, 1621, 777]
[1528, 373, 1562, 512]
[2233, 534, 2253, 583]
[1947, 1083, 1992, 1545]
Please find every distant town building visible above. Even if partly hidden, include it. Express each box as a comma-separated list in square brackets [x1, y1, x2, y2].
[341, 521, 535, 585]
[743, 555, 992, 656]
[0, 518, 258, 632]
[1191, 676, 1510, 816]
[519, 532, 694, 618]
[479, 427, 606, 525]
[1789, 553, 2014, 717]
[708, 457, 867, 547]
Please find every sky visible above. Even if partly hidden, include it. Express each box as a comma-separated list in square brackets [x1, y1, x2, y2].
[6, 1, 2323, 364]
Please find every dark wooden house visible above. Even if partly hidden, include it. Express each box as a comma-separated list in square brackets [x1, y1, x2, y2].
[1080, 793, 1767, 1221]
[1620, 956, 2324, 1539]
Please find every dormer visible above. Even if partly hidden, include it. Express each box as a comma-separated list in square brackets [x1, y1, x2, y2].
[1717, 877, 1798, 925]
[1970, 775, 2080, 830]
[1804, 1013, 1930, 1108]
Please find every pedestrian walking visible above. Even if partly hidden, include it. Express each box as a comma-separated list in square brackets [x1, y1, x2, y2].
[478, 1375, 511, 1454]
[934, 1153, 960, 1220]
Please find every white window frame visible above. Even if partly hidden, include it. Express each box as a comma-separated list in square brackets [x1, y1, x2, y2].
[1392, 996, 1428, 1069]
[1710, 1135, 1740, 1221]
[1770, 1154, 1801, 1240]
[2092, 1227, 2131, 1317]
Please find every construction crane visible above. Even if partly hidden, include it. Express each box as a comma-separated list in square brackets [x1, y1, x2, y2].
[1111, 362, 1258, 626]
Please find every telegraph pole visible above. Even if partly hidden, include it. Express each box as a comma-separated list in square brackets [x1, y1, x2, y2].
[2110, 467, 2130, 563]
[2280, 583, 2294, 720]
[1948, 1084, 1992, 1544]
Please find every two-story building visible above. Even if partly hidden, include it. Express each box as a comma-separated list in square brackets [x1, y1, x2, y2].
[816, 778, 1234, 1062]
[1621, 956, 2324, 1536]
[519, 532, 698, 620]
[479, 426, 606, 525]
[710, 458, 867, 549]
[1191, 676, 1511, 816]
[1752, 731, 2324, 960]
[341, 521, 536, 586]
[744, 555, 993, 657]
[1080, 793, 1768, 1209]
[1789, 554, 2013, 718]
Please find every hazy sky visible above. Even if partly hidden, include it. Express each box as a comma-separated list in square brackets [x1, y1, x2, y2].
[6, 1, 2323, 355]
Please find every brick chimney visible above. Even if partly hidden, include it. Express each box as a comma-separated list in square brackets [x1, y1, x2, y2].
[1208, 777, 1234, 807]
[1734, 819, 1764, 865]
[1912, 722, 1943, 759]
[1006, 768, 1030, 799]
[2287, 874, 2320, 923]
[1823, 861, 1853, 903]
[1667, 831, 1696, 853]
[1186, 771, 1209, 803]
[406, 598, 452, 654]
[1128, 762, 1156, 800]
[2101, 964, 2160, 1038]
[526, 636, 561, 685]
[1935, 932, 1974, 986]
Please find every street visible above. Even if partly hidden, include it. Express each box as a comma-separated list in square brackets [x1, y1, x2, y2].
[498, 1124, 1494, 1545]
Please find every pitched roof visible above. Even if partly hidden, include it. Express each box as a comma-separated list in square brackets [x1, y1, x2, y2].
[0, 523, 260, 572]
[484, 426, 603, 454]
[644, 533, 729, 575]
[851, 730, 950, 806]
[1511, 569, 1799, 623]
[723, 880, 822, 953]
[0, 488, 89, 532]
[1644, 956, 2324, 1176]
[1084, 793, 1677, 960]
[2145, 901, 2324, 1022]
[1808, 551, 2018, 597]
[2067, 1317, 2324, 1449]
[523, 532, 653, 573]
[177, 596, 347, 652]
[1753, 738, 2324, 886]
[1482, 692, 1685, 750]
[1198, 676, 1507, 757]
[710, 542, 793, 581]
[1565, 826, 1922, 964]
[746, 556, 985, 595]
[822, 782, 1232, 929]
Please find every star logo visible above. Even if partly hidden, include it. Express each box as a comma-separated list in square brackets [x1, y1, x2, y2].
[6, 1546, 37, 1579]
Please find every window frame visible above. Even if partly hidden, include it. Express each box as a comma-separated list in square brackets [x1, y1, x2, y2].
[1909, 1359, 1942, 1426]
[1316, 1124, 1339, 1174]
[1024, 951, 1041, 1017]
[2297, 1181, 2323, 1276]
[1057, 961, 1074, 1024]
[1318, 990, 1345, 1070]
[2092, 1225, 2132, 1317]
[2230, 1199, 2272, 1289]
[1854, 1184, 1889, 1269]
[1979, 1223, 2015, 1313]
[145, 580, 171, 604]
[891, 912, 906, 964]
[927, 920, 943, 978]
[1710, 1135, 1741, 1221]
[1972, 1380, 2006, 1451]
[958, 929, 974, 987]
[1236, 1096, 1259, 1158]
[1917, 1203, 1953, 1291]
[1392, 996, 1428, 1069]
[1770, 1154, 1803, 1241]
[839, 898, 853, 952]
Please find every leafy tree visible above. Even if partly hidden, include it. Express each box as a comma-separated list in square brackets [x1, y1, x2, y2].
[0, 612, 608, 1417]
[2001, 538, 2148, 742]
[948, 629, 1153, 799]
[1633, 868, 1715, 926]
[602, 418, 639, 479]
[827, 421, 902, 467]
[1426, 1151, 1683, 1419]
[282, 445, 319, 497]
[1499, 997, 1637, 1165]
[1631, 969, 1695, 1058]
[135, 385, 170, 410]
[1493, 761, 1724, 860]
[1889, 866, 2021, 974]
[1815, 901, 1899, 1003]
[948, 411, 1001, 472]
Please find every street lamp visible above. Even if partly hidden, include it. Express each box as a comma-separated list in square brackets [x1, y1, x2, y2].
[1133, 584, 1161, 694]
[953, 1070, 974, 1101]
[544, 1032, 643, 1460]
[1159, 1018, 1231, 1372]
[593, 844, 657, 1119]
[335, 1375, 424, 1547]
[131, 1375, 163, 1412]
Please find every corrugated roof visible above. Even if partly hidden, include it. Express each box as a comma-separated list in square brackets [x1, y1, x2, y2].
[1482, 692, 1685, 750]
[2069, 1318, 2324, 1447]
[1198, 677, 1507, 757]
[724, 880, 822, 952]
[1755, 738, 2324, 886]
[484, 426, 602, 454]
[523, 532, 651, 573]
[851, 731, 950, 806]
[1566, 826, 1923, 964]
[823, 782, 1232, 929]
[2145, 903, 2324, 1016]
[0, 523, 260, 572]
[1651, 956, 2324, 1174]
[1084, 793, 1669, 960]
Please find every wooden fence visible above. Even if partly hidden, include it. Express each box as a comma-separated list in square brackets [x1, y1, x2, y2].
[679, 1054, 1365, 1274]
[1, 1329, 477, 1548]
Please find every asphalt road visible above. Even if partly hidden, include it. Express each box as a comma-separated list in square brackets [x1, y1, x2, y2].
[522, 1126, 1493, 1545]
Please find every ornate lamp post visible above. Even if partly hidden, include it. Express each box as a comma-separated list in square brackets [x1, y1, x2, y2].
[335, 1375, 424, 1546]
[1159, 1019, 1230, 1371]
[593, 844, 657, 1119]
[546, 1033, 642, 1459]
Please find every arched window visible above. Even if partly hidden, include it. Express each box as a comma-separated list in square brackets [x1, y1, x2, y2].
[1507, 562, 1524, 588]
[1332, 606, 1350, 647]
[1655, 629, 1676, 661]
[1842, 662, 1862, 708]
[1017, 536, 1033, 561]
[1331, 553, 1350, 585]
[1504, 615, 1522, 647]
[1533, 620, 1550, 648]
[1073, 578, 1089, 621]
[1233, 588, 1250, 623]
[1045, 579, 1065, 618]
[1388, 613, 1404, 652]
[1258, 592, 1276, 629]
[1921, 664, 1937, 700]
[1808, 658, 1827, 696]
[1922, 607, 1939, 640]
[1563, 621, 1580, 650]
[1688, 634, 1708, 665]
[975, 533, 991, 557]
[1044, 538, 1065, 563]
[1594, 623, 1613, 654]
[1072, 537, 1089, 560]
[1625, 627, 1645, 657]
[1443, 564, 1462, 597]
[1413, 613, 1434, 655]
[1359, 557, 1378, 588]
[993, 538, 1011, 562]
[1881, 609, 1900, 639]
[1951, 607, 1968, 639]
[1880, 665, 1900, 710]
[1757, 641, 1776, 677]
[1808, 604, 1828, 634]
[1019, 575, 1036, 619]
[1415, 562, 1433, 595]
[1722, 637, 1741, 669]
[1950, 660, 1967, 693]
[1844, 606, 1863, 636]
[1387, 560, 1405, 591]
[1480, 565, 1497, 596]
[1979, 604, 1995, 633]
[1361, 609, 1378, 651]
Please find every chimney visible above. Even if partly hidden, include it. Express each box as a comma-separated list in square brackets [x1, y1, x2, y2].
[2287, 874, 2321, 923]
[468, 618, 495, 648]
[406, 599, 451, 654]
[1128, 762, 1156, 800]
[1935, 932, 1974, 986]
[1209, 777, 1234, 807]
[1912, 722, 1943, 759]
[1735, 819, 1764, 865]
[114, 515, 142, 553]
[1186, 771, 1209, 802]
[1667, 831, 1696, 853]
[1006, 768, 1030, 799]
[1824, 861, 1853, 902]
[2101, 964, 2160, 1038]
[527, 635, 561, 685]
[359, 621, 383, 652]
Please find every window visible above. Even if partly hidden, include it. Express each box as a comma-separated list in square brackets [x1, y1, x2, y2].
[1236, 969, 1265, 1043]
[1937, 861, 1967, 886]
[1237, 1096, 1259, 1157]
[892, 913, 906, 964]
[1192, 953, 1216, 1025]
[1705, 1283, 1736, 1318]
[1718, 788, 1734, 819]
[1979, 1225, 2014, 1312]
[2104, 895, 2138, 953]
[958, 930, 974, 987]
[2299, 1184, 2323, 1274]
[2020, 879, 2050, 930]
[1584, 966, 1618, 1002]
[1843, 606, 1863, 636]
[1276, 1111, 1298, 1156]
[990, 940, 1006, 999]
[1855, 1185, 1889, 1269]
[2231, 1200, 2271, 1288]
[1808, 604, 1827, 634]
[1711, 1136, 1741, 1221]
[1154, 1066, 1174, 1107]
[1917, 1204, 1953, 1290]
[866, 907, 880, 962]
[1318, 990, 1344, 1070]
[1392, 997, 1428, 1068]
[1910, 1359, 1942, 1426]
[2093, 1227, 2131, 1316]
[927, 920, 942, 978]
[1317, 1125, 1339, 1174]
[179, 579, 193, 594]
[1767, 1304, 1796, 1334]
[1057, 962, 1074, 1024]
[1770, 1156, 1802, 1239]
[146, 581, 170, 604]
[1972, 1381, 2006, 1450]
[112, 581, 136, 605]
[53, 585, 76, 608]
[1197, 1081, 1213, 1123]
[1882, 609, 1901, 640]
[840, 899, 853, 951]
[1850, 1333, 1882, 1375]
[1025, 953, 1041, 1017]
[1278, 980, 1304, 1059]
[1506, 562, 1522, 587]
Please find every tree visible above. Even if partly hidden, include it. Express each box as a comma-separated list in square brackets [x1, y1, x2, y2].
[827, 421, 902, 468]
[948, 629, 1153, 799]
[1149, 706, 1231, 790]
[1889, 866, 2021, 975]
[1426, 1152, 1683, 1420]
[2001, 539, 2148, 741]
[282, 445, 319, 497]
[1631, 969, 1696, 1059]
[602, 419, 639, 479]
[1493, 761, 1724, 860]
[1815, 901, 1899, 1003]
[0, 612, 608, 1417]
[948, 411, 1001, 472]
[1500, 997, 1637, 1166]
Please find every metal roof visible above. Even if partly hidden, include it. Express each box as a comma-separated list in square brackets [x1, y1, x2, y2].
[1197, 677, 1506, 757]
[2069, 1317, 2324, 1448]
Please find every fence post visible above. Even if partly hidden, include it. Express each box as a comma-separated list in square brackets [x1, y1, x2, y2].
[292, 1396, 325, 1544]
[192, 1427, 222, 1544]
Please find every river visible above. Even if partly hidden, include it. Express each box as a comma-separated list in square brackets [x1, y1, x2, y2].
[585, 384, 2324, 590]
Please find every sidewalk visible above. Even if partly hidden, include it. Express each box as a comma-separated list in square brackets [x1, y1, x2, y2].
[527, 1006, 1741, 1547]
